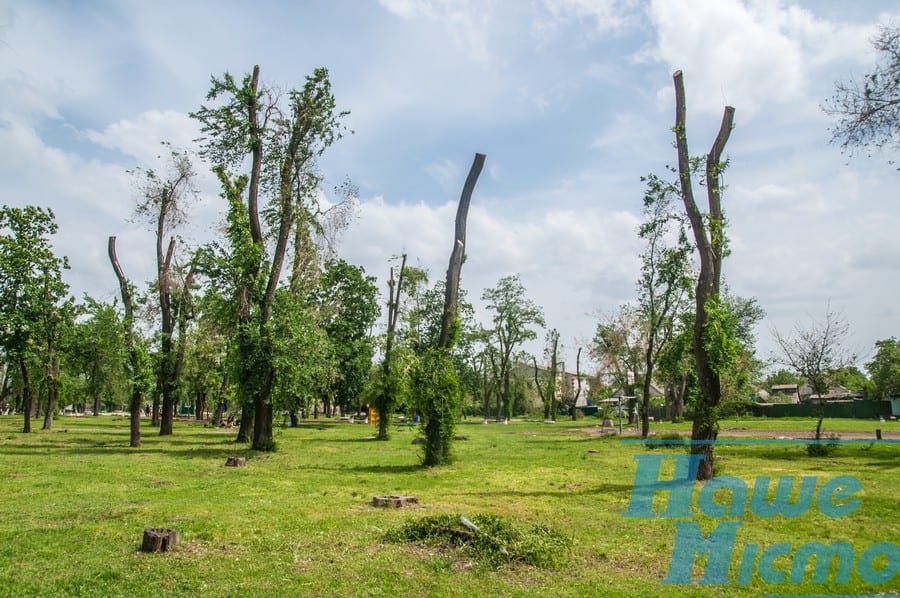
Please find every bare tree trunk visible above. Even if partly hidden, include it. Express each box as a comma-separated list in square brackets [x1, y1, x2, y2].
[572, 347, 582, 421]
[422, 152, 484, 466]
[673, 70, 734, 480]
[20, 357, 33, 433]
[377, 257, 406, 441]
[42, 333, 58, 430]
[109, 236, 143, 448]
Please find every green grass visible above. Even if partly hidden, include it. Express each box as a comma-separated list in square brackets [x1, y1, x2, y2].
[0, 415, 897, 596]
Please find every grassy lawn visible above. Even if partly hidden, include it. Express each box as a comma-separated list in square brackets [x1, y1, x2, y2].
[0, 415, 897, 597]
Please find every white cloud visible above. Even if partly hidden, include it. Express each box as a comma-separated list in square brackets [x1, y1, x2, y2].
[643, 0, 880, 119]
[85, 110, 201, 166]
[378, 0, 498, 63]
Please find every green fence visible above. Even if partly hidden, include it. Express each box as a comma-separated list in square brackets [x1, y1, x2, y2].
[750, 400, 891, 419]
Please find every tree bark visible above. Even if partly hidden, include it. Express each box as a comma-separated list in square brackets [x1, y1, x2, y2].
[41, 332, 58, 430]
[158, 236, 177, 436]
[109, 236, 143, 448]
[438, 153, 485, 348]
[20, 356, 32, 433]
[673, 70, 734, 480]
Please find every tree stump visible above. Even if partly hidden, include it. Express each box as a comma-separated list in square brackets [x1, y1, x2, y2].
[141, 528, 179, 552]
[372, 495, 418, 508]
[225, 457, 246, 467]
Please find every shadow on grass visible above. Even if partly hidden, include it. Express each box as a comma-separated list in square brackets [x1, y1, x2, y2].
[454, 482, 634, 499]
[0, 442, 254, 461]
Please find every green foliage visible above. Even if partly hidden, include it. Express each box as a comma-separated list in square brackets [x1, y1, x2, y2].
[318, 260, 379, 412]
[765, 368, 804, 389]
[701, 294, 742, 376]
[0, 206, 70, 357]
[66, 297, 128, 411]
[806, 434, 840, 457]
[387, 514, 572, 569]
[414, 348, 463, 466]
[867, 337, 900, 399]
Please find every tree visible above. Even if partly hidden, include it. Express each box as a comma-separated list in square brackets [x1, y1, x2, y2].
[533, 329, 560, 421]
[867, 337, 900, 400]
[318, 260, 379, 415]
[591, 305, 644, 422]
[68, 297, 128, 416]
[482, 274, 545, 421]
[415, 152, 485, 466]
[375, 255, 407, 440]
[636, 172, 693, 437]
[671, 70, 736, 480]
[824, 25, 900, 160]
[193, 65, 348, 450]
[772, 305, 854, 442]
[108, 236, 152, 447]
[132, 146, 198, 435]
[0, 206, 69, 433]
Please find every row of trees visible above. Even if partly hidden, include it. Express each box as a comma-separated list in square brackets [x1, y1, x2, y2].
[2, 24, 897, 469]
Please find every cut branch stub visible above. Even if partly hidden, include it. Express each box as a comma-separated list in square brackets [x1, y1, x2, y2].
[141, 528, 180, 552]
[372, 495, 418, 508]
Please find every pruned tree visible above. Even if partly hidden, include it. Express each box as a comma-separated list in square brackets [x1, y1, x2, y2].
[672, 70, 735, 480]
[0, 206, 69, 433]
[772, 305, 854, 442]
[131, 146, 198, 435]
[193, 65, 348, 451]
[376, 254, 407, 440]
[415, 152, 485, 466]
[824, 24, 900, 161]
[108, 236, 150, 447]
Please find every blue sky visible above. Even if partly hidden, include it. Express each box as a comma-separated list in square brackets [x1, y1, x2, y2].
[1, 0, 898, 372]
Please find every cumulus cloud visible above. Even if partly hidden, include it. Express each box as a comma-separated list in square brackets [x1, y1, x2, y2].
[643, 0, 877, 119]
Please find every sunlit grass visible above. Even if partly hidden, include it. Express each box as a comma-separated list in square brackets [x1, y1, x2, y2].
[0, 415, 896, 596]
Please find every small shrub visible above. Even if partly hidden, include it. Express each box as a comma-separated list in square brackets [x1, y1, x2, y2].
[806, 434, 840, 457]
[645, 433, 685, 450]
[387, 514, 571, 569]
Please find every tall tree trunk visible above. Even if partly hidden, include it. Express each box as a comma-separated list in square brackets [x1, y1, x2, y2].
[672, 70, 734, 481]
[422, 152, 485, 466]
[20, 357, 33, 433]
[42, 334, 58, 430]
[377, 257, 406, 441]
[236, 403, 253, 443]
[251, 365, 275, 451]
[109, 236, 143, 448]
[572, 347, 582, 421]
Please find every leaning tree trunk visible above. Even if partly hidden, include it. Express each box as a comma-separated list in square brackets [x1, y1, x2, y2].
[421, 152, 485, 466]
[109, 236, 144, 447]
[672, 70, 734, 481]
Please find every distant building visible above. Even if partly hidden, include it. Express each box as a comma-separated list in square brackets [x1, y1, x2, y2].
[769, 384, 800, 404]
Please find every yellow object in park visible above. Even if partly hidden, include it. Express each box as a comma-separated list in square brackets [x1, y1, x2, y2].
[368, 407, 379, 426]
